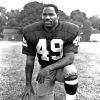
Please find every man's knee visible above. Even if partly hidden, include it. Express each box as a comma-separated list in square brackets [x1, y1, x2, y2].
[63, 65, 78, 95]
[63, 65, 78, 81]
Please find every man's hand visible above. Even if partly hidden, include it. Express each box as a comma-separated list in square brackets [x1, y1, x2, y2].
[21, 85, 36, 100]
[36, 67, 50, 84]
[36, 67, 56, 84]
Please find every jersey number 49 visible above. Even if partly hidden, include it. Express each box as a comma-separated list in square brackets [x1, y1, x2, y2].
[36, 39, 64, 61]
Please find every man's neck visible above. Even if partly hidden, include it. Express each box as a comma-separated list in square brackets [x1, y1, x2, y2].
[44, 23, 58, 33]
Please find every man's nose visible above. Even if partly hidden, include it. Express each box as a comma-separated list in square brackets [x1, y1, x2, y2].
[46, 15, 50, 19]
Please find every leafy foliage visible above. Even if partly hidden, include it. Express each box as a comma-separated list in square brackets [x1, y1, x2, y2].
[18, 1, 43, 27]
[0, 6, 6, 37]
[6, 10, 20, 27]
[70, 10, 87, 23]
[0, 6, 6, 14]
[89, 16, 100, 31]
[58, 10, 70, 21]
[81, 20, 92, 41]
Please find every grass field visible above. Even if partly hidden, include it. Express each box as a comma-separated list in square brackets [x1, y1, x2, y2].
[0, 41, 100, 100]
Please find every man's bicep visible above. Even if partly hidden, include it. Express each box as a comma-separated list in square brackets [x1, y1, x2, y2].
[64, 52, 74, 59]
[63, 41, 79, 54]
[64, 44, 76, 53]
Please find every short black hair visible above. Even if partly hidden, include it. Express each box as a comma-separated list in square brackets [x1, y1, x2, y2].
[43, 4, 59, 14]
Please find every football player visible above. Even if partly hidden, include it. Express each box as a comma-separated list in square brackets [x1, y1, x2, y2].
[22, 4, 79, 100]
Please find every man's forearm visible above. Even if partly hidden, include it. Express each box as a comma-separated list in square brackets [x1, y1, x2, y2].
[47, 52, 74, 71]
[25, 56, 35, 86]
[25, 64, 34, 86]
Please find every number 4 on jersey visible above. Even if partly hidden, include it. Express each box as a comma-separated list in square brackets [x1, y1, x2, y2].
[36, 39, 49, 61]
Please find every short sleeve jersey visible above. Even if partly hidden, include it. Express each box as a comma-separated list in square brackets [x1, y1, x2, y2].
[22, 21, 79, 67]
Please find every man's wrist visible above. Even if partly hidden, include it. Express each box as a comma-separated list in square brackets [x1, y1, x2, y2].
[47, 65, 54, 71]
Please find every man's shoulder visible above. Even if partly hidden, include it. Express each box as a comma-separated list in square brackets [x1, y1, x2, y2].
[23, 21, 42, 33]
[60, 21, 79, 35]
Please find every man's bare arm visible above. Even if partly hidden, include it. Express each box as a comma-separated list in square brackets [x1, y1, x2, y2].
[21, 55, 36, 100]
[47, 52, 74, 71]
[25, 55, 35, 85]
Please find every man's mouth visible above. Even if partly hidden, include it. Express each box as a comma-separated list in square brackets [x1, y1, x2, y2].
[44, 21, 52, 24]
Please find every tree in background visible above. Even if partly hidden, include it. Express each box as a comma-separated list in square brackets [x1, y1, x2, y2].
[18, 1, 43, 27]
[89, 16, 100, 31]
[6, 10, 20, 28]
[70, 10, 95, 41]
[0, 6, 6, 38]
[81, 20, 92, 41]
[70, 10, 87, 24]
[0, 7, 20, 28]
[58, 10, 70, 21]
[0, 6, 6, 26]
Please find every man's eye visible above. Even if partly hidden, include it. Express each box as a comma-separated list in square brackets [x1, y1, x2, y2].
[43, 13, 54, 16]
[49, 13, 54, 16]
[43, 13, 47, 16]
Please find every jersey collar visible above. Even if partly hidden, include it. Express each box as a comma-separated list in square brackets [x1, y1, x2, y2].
[42, 22, 60, 33]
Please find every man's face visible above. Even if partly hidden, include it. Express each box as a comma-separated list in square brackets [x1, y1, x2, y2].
[42, 7, 59, 28]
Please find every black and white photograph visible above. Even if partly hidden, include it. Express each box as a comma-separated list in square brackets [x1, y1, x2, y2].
[0, 0, 100, 100]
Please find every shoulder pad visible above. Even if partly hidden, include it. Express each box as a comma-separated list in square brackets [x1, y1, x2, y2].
[62, 21, 79, 36]
[23, 22, 42, 34]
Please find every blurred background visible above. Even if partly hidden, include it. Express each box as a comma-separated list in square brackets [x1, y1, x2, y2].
[0, 0, 100, 42]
